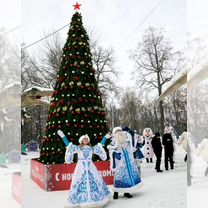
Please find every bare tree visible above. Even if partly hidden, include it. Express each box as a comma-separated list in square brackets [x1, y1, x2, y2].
[21, 47, 50, 91]
[0, 32, 20, 89]
[131, 27, 179, 132]
[92, 46, 119, 96]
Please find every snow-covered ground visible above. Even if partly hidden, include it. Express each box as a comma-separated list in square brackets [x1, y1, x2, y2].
[21, 146, 188, 208]
[187, 153, 208, 208]
[0, 163, 21, 208]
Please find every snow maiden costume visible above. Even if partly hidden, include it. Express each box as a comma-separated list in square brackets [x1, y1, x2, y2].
[108, 127, 142, 199]
[57, 130, 110, 208]
[142, 127, 154, 163]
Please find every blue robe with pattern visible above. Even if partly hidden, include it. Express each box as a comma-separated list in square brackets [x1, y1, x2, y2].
[108, 134, 142, 193]
[65, 143, 110, 208]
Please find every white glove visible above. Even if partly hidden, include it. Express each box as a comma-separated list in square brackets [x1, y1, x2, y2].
[57, 130, 65, 138]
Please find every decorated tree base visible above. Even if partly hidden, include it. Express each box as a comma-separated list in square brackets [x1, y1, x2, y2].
[31, 159, 114, 191]
[12, 172, 22, 205]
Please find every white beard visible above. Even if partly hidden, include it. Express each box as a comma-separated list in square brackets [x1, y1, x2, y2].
[114, 132, 127, 148]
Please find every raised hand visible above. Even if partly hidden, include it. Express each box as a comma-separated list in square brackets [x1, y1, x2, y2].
[57, 130, 65, 138]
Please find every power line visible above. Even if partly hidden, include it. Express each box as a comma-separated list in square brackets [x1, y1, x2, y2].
[22, 0, 163, 51]
[118, 0, 164, 51]
[22, 23, 70, 50]
[0, 26, 21, 36]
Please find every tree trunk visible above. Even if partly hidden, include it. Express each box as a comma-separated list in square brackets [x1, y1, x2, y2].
[159, 100, 165, 133]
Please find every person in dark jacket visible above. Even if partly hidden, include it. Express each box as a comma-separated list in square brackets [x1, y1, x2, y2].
[162, 127, 174, 170]
[151, 132, 163, 172]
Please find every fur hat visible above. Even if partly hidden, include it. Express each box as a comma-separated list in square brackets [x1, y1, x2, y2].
[112, 127, 122, 136]
[79, 134, 90, 144]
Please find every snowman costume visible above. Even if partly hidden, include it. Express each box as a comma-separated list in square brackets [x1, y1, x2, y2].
[141, 127, 154, 163]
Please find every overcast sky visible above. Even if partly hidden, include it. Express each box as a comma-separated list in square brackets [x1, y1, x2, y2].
[1, 0, 207, 90]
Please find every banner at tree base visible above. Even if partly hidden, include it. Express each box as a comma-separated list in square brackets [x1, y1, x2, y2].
[12, 172, 22, 205]
[31, 159, 114, 191]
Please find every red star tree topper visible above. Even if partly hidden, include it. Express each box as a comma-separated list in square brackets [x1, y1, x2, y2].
[73, 2, 81, 10]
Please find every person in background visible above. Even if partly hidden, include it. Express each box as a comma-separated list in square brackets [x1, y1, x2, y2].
[142, 127, 154, 163]
[151, 132, 163, 172]
[177, 129, 187, 162]
[169, 126, 177, 163]
[162, 127, 174, 171]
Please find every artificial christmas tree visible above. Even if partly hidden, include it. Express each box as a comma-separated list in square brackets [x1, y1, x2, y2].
[39, 11, 109, 164]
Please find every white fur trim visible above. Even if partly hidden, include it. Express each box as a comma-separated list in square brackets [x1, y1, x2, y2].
[113, 182, 143, 193]
[57, 130, 65, 138]
[65, 143, 73, 164]
[97, 143, 107, 161]
[112, 126, 122, 136]
[79, 134, 90, 144]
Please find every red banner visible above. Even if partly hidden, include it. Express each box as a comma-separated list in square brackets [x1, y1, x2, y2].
[31, 159, 46, 190]
[31, 159, 114, 191]
[12, 172, 22, 205]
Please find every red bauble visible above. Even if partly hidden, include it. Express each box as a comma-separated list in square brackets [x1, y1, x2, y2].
[97, 125, 100, 128]
[84, 114, 88, 118]
[52, 125, 55, 128]
[77, 65, 81, 69]
[88, 87, 91, 90]
[63, 66, 66, 70]
[89, 125, 93, 129]
[74, 76, 80, 81]
[58, 125, 62, 129]
[66, 123, 70, 127]
[58, 77, 64, 82]
[81, 125, 84, 128]
[50, 102, 56, 107]
[64, 48, 67, 51]
[57, 138, 60, 142]
[71, 111, 75, 115]
[74, 124, 78, 128]
[77, 111, 81, 115]
[56, 113, 59, 117]
[60, 100, 64, 104]
[62, 111, 66, 115]
[70, 64, 73, 67]
[54, 90, 58, 94]
[81, 86, 85, 89]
